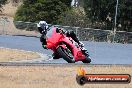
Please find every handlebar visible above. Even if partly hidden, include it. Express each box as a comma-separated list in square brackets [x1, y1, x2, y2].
[56, 28, 65, 34]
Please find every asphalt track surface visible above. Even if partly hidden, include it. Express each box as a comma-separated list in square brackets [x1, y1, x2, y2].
[0, 35, 132, 64]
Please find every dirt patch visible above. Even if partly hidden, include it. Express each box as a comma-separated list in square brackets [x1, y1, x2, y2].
[0, 65, 131, 88]
[0, 48, 40, 62]
[0, 16, 39, 36]
[2, 1, 19, 17]
[0, 1, 39, 36]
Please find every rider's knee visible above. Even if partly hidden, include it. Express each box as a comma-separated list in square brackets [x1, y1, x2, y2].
[40, 36, 46, 44]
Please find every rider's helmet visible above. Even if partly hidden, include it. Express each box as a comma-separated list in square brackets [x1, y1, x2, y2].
[37, 21, 49, 34]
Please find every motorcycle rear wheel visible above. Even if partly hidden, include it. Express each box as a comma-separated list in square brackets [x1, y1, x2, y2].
[57, 46, 75, 63]
[82, 56, 91, 63]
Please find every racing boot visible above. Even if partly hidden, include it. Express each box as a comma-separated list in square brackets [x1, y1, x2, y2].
[74, 38, 87, 52]
[42, 44, 47, 49]
[78, 41, 84, 48]
[78, 42, 88, 53]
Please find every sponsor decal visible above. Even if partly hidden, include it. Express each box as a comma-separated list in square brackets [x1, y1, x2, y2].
[76, 67, 131, 85]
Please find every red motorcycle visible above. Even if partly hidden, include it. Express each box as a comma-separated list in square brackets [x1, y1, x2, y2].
[45, 26, 91, 63]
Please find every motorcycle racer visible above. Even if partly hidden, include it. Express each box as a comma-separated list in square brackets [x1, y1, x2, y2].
[37, 21, 86, 59]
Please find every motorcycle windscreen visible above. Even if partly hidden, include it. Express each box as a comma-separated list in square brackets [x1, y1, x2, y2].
[46, 26, 53, 38]
[46, 27, 62, 46]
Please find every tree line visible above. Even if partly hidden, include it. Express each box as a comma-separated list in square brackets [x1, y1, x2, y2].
[84, 0, 131, 32]
[0, 0, 131, 32]
[14, 0, 72, 24]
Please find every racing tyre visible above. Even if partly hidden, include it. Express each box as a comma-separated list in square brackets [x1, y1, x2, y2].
[57, 46, 75, 63]
[82, 56, 91, 63]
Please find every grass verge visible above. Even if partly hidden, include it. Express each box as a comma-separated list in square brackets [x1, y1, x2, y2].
[0, 65, 131, 88]
[0, 48, 40, 62]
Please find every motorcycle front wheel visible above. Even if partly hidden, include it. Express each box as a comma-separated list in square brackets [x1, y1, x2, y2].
[57, 46, 75, 63]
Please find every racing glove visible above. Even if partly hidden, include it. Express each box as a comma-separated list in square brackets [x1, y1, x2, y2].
[56, 28, 65, 34]
[42, 45, 47, 49]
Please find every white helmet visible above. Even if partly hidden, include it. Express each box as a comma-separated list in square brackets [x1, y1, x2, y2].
[37, 21, 48, 30]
